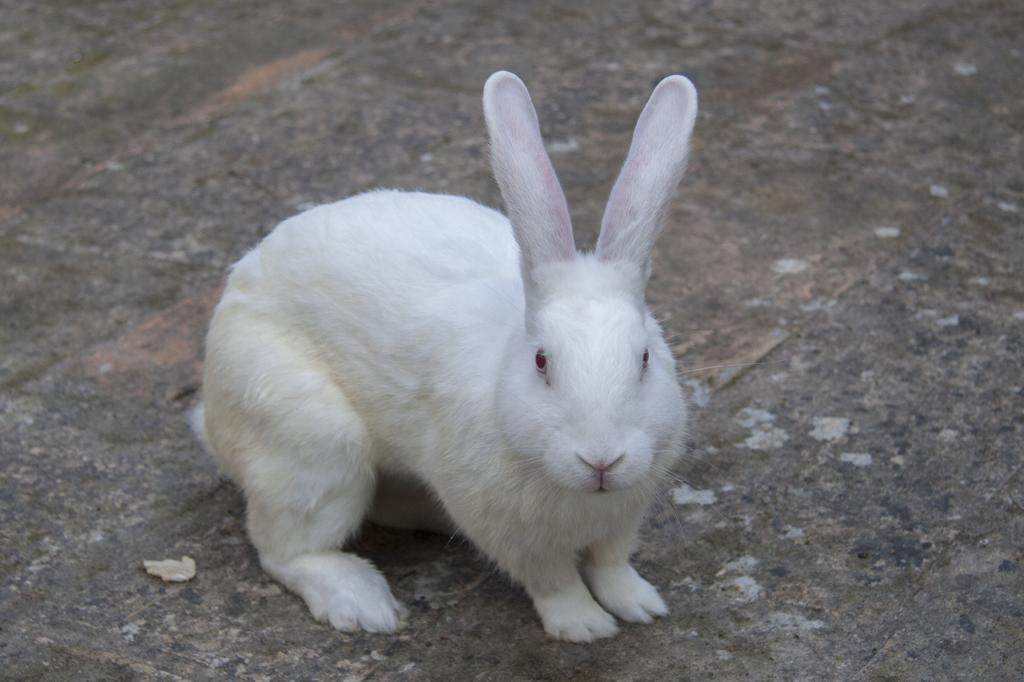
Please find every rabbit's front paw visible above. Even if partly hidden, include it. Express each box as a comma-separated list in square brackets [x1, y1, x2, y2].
[586, 564, 668, 624]
[533, 584, 619, 642]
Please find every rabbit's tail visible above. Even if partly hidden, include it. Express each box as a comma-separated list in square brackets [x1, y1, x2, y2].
[189, 402, 212, 455]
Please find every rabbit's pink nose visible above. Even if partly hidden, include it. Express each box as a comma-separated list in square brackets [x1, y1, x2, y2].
[576, 452, 625, 472]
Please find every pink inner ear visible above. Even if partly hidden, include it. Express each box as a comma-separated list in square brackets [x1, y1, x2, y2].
[599, 151, 644, 254]
[596, 76, 697, 268]
[533, 147, 576, 254]
[485, 72, 576, 266]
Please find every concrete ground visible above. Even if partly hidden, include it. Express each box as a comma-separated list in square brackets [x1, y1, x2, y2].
[2, 0, 1022, 679]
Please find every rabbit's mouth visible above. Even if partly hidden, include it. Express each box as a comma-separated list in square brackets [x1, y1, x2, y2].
[575, 451, 626, 493]
[584, 468, 636, 494]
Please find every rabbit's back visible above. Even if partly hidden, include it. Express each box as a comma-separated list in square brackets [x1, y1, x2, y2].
[233, 190, 519, 319]
[255, 190, 516, 283]
[213, 190, 522, 446]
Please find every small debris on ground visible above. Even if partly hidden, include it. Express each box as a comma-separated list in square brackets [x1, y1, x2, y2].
[143, 556, 197, 582]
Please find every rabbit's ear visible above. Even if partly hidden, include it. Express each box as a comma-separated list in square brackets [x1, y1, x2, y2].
[483, 72, 576, 293]
[596, 75, 697, 288]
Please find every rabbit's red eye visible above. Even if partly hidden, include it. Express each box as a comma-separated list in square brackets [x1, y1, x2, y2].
[642, 350, 650, 369]
[535, 350, 547, 373]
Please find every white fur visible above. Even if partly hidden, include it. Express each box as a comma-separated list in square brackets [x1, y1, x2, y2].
[598, 75, 698, 293]
[196, 71, 697, 642]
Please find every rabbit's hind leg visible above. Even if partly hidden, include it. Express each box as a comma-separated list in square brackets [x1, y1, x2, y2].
[258, 547, 407, 634]
[243, 393, 406, 633]
[203, 316, 404, 632]
[249, 484, 408, 633]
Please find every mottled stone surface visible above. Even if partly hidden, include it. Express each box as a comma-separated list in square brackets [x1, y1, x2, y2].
[1, 0, 1021, 679]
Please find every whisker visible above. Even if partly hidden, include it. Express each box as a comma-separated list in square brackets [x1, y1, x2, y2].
[676, 359, 786, 376]
[665, 321, 748, 337]
[444, 530, 462, 549]
[651, 487, 689, 545]
[677, 447, 726, 475]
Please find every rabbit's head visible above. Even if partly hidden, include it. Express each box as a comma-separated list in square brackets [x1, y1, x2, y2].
[485, 72, 696, 493]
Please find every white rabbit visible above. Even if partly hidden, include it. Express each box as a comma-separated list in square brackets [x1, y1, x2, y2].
[194, 71, 697, 642]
